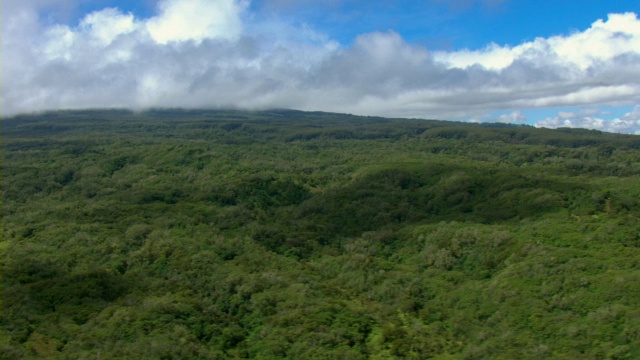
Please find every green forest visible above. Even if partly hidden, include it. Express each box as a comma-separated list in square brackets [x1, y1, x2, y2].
[2, 109, 640, 359]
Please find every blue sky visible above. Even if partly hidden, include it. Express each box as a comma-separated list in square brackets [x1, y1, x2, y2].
[70, 0, 639, 49]
[250, 0, 638, 48]
[2, 0, 640, 133]
[66, 0, 640, 50]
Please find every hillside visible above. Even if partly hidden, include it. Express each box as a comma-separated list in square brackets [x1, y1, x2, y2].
[2, 109, 640, 359]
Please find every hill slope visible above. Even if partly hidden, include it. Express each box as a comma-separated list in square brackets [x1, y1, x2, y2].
[2, 109, 640, 359]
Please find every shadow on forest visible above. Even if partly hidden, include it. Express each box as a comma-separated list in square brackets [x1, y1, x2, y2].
[298, 165, 576, 236]
[247, 164, 583, 256]
[2, 258, 129, 338]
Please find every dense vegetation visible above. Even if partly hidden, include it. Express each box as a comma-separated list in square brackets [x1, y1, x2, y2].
[2, 109, 640, 359]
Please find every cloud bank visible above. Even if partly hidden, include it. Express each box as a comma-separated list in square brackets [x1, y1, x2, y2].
[537, 106, 640, 134]
[2, 0, 639, 133]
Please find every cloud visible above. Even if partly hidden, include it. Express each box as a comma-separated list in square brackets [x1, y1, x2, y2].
[146, 0, 247, 44]
[2, 2, 640, 133]
[433, 12, 640, 71]
[496, 111, 526, 123]
[536, 106, 640, 134]
[78, 8, 136, 46]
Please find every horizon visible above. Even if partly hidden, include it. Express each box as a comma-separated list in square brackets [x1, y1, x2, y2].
[8, 106, 638, 136]
[2, 0, 639, 134]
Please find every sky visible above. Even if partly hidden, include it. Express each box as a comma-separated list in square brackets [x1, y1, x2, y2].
[2, 0, 640, 133]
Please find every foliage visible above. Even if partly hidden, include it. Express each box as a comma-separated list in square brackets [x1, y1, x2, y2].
[2, 109, 640, 359]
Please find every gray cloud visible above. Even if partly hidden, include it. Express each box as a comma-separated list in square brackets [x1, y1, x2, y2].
[2, 1, 639, 133]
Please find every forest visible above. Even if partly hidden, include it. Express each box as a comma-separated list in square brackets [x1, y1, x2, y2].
[2, 109, 640, 359]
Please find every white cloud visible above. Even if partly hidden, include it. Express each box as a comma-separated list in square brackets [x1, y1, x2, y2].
[146, 0, 247, 44]
[558, 111, 577, 119]
[536, 106, 640, 134]
[433, 43, 516, 70]
[433, 12, 640, 72]
[1, 2, 640, 133]
[496, 111, 526, 123]
[80, 8, 136, 46]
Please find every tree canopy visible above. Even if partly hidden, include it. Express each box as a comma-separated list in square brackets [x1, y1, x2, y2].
[2, 109, 639, 359]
